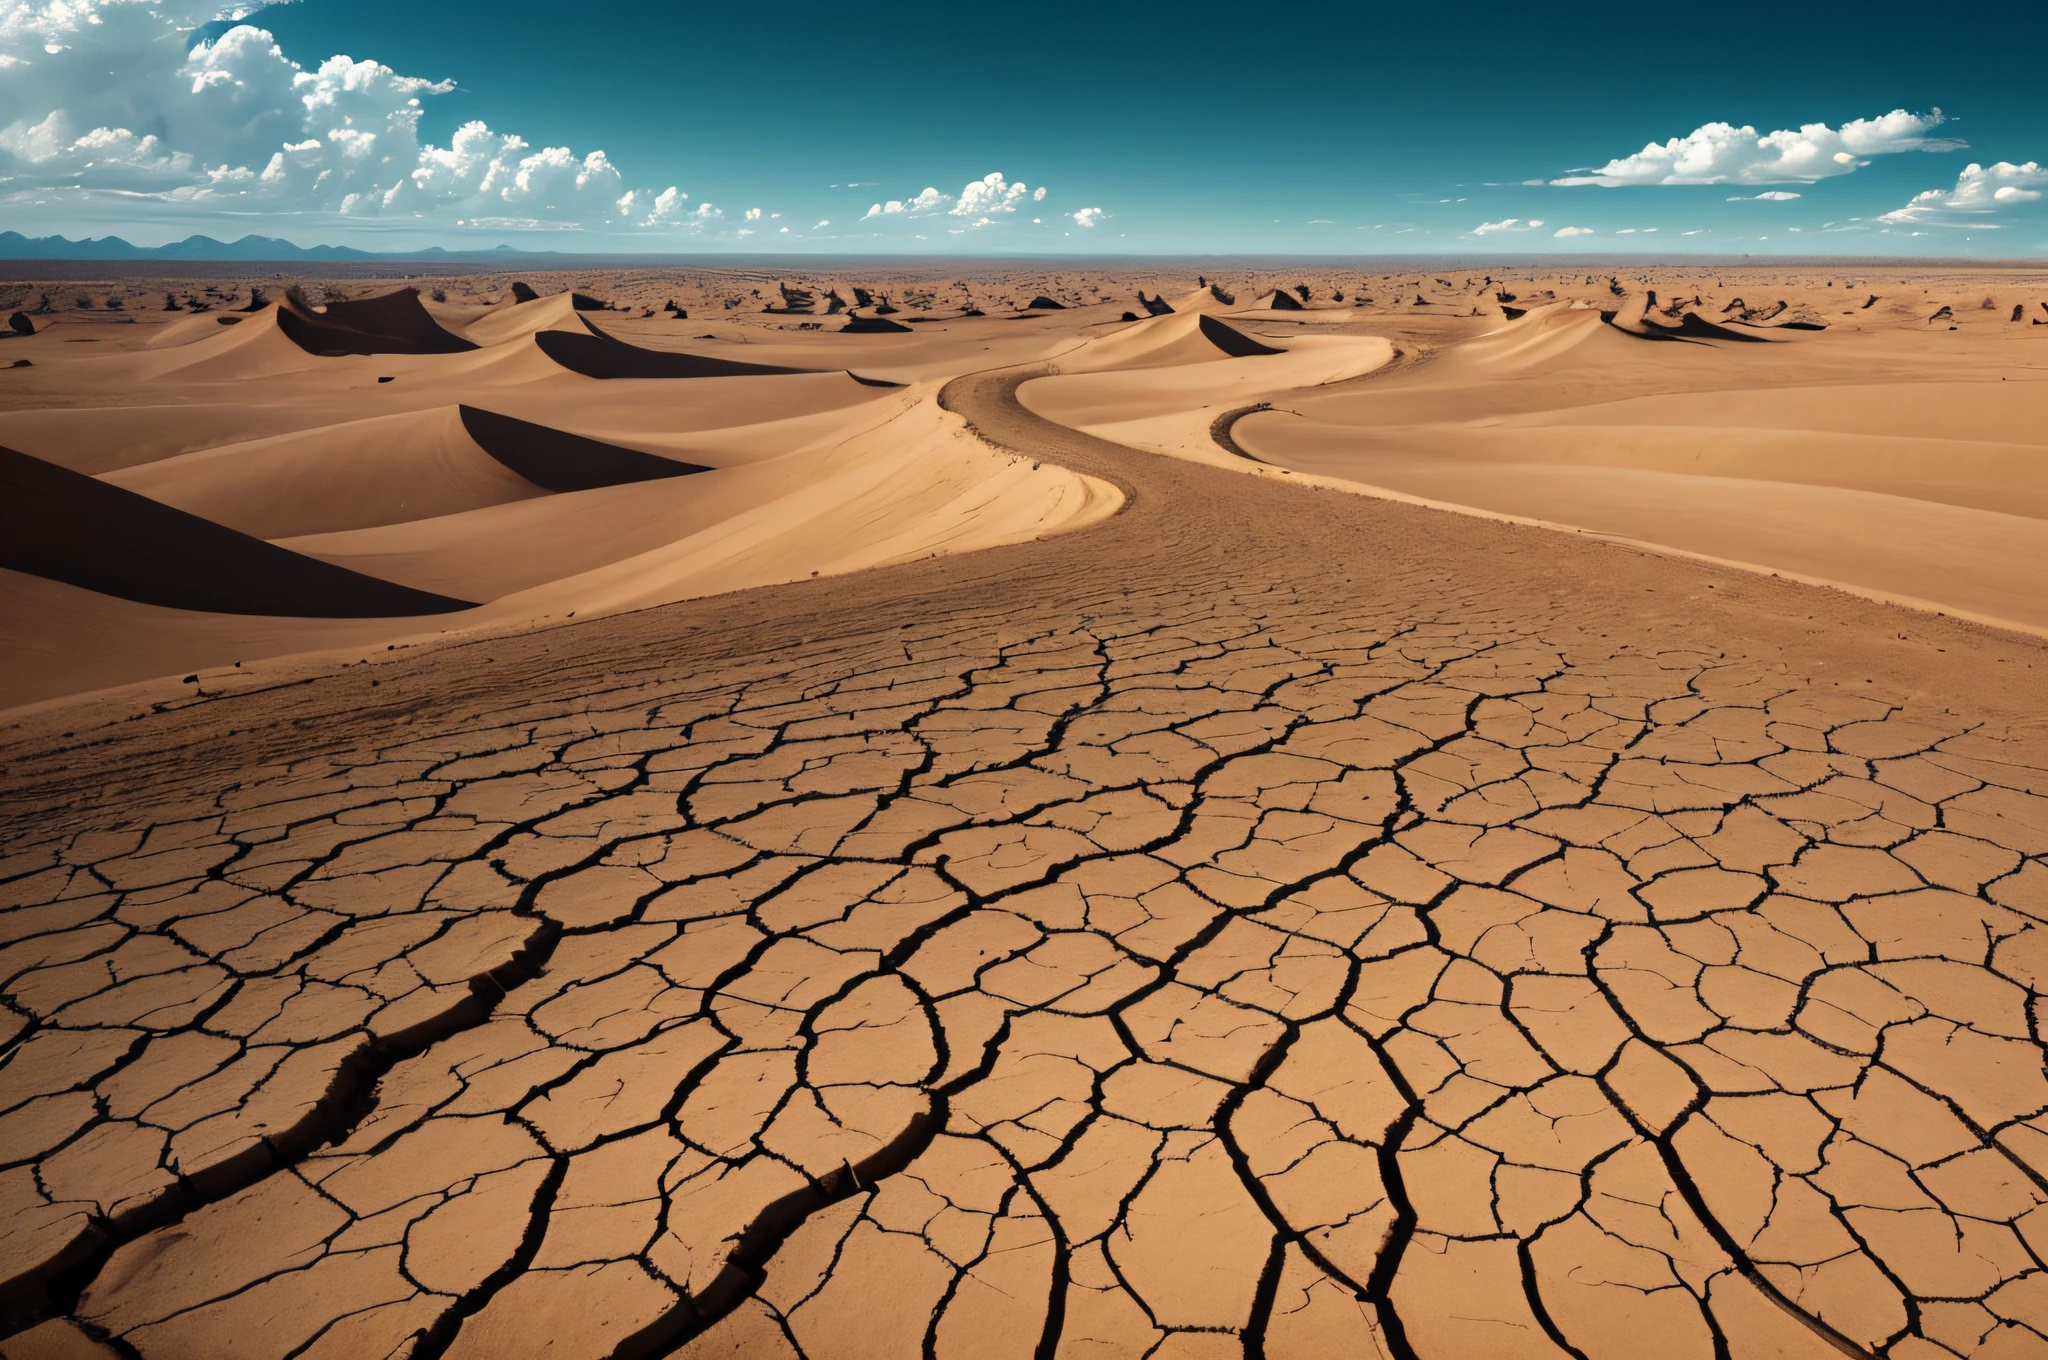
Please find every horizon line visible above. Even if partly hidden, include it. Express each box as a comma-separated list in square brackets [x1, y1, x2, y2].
[5, 250, 2046, 268]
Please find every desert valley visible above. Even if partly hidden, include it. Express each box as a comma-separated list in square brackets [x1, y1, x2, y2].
[2, 258, 2047, 1360]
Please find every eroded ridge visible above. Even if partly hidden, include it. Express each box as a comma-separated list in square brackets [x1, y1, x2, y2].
[1, 378, 2046, 1360]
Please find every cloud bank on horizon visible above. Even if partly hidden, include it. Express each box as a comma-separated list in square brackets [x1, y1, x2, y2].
[1879, 160, 2048, 226]
[0, 0, 1080, 244]
[1538, 108, 2046, 239]
[1551, 109, 1963, 187]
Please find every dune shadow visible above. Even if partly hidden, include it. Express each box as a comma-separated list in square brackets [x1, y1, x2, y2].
[535, 319, 824, 379]
[840, 313, 914, 334]
[277, 288, 479, 356]
[458, 406, 708, 492]
[1608, 311, 1772, 344]
[1, 446, 476, 616]
[1198, 314, 1286, 358]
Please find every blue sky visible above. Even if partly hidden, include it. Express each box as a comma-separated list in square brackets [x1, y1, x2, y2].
[3, 0, 2044, 254]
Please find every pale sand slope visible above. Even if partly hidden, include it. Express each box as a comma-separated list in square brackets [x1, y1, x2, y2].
[6, 262, 2043, 706]
[0, 294, 1119, 709]
[1022, 297, 2048, 635]
[100, 406, 554, 537]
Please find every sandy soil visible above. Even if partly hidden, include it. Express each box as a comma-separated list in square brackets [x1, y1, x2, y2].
[1, 262, 2046, 1360]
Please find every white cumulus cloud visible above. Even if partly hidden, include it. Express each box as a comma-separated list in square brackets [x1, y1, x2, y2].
[863, 186, 951, 218]
[1553, 225, 1595, 237]
[0, 0, 701, 235]
[640, 186, 701, 224]
[1070, 206, 1104, 228]
[863, 175, 1064, 227]
[1553, 109, 1961, 187]
[1880, 161, 2047, 223]
[1727, 190, 1802, 201]
[954, 171, 1034, 216]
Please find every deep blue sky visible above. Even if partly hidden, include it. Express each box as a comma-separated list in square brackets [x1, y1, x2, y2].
[12, 0, 2047, 253]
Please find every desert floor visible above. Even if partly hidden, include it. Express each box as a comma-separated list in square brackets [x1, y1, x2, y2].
[1, 261, 2046, 1359]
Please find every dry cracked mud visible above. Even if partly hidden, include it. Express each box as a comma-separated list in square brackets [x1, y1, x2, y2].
[3, 369, 2048, 1360]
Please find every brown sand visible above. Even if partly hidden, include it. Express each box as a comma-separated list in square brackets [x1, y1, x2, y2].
[1, 264, 2046, 1360]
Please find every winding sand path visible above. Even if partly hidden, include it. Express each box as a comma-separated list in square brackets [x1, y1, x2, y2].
[3, 368, 2048, 1359]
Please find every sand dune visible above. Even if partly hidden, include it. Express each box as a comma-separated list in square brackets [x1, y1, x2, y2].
[279, 383, 1116, 611]
[4, 261, 2042, 679]
[1194, 313, 1286, 357]
[454, 289, 591, 346]
[136, 306, 334, 382]
[100, 405, 550, 538]
[1, 402, 349, 475]
[534, 319, 839, 379]
[457, 405, 708, 489]
[1216, 301, 2048, 631]
[0, 302, 1120, 705]
[1021, 317, 1394, 426]
[1, 444, 474, 616]
[276, 288, 478, 356]
[1614, 310, 1770, 343]
[1059, 310, 1288, 372]
[99, 405, 704, 539]
[143, 310, 245, 349]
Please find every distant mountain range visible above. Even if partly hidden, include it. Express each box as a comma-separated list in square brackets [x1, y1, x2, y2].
[0, 232, 550, 261]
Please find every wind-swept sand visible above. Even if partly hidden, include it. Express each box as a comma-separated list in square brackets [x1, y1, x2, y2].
[0, 284, 1120, 708]
[1224, 300, 2048, 633]
[1, 263, 2046, 1360]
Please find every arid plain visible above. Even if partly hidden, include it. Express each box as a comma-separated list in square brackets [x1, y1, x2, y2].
[2, 260, 2047, 1360]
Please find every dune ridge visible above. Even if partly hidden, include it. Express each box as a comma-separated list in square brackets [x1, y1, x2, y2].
[534, 320, 829, 380]
[276, 288, 478, 356]
[0, 444, 476, 616]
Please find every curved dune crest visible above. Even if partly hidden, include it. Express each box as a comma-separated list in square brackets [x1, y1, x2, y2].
[456, 290, 590, 347]
[97, 405, 704, 540]
[143, 311, 239, 349]
[101, 406, 551, 538]
[1069, 310, 1291, 372]
[0, 445, 475, 616]
[277, 288, 478, 356]
[138, 306, 332, 381]
[1215, 297, 2048, 633]
[1432, 303, 1631, 374]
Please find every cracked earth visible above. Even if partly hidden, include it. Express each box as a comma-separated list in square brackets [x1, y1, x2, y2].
[4, 370, 2048, 1360]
